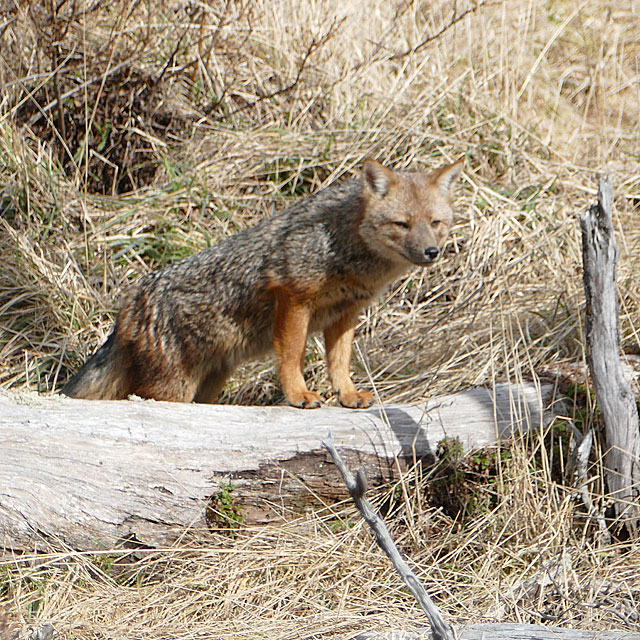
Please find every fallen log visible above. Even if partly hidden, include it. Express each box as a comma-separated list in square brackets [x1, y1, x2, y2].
[1, 383, 556, 552]
[357, 623, 640, 639]
[6, 619, 640, 640]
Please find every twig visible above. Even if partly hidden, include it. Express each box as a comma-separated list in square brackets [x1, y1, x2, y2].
[389, 2, 490, 61]
[26, 58, 134, 128]
[323, 433, 456, 640]
[566, 425, 610, 543]
[355, 0, 497, 67]
[207, 16, 344, 122]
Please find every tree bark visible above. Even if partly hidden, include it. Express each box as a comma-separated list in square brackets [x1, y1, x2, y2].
[580, 176, 640, 536]
[1, 383, 555, 552]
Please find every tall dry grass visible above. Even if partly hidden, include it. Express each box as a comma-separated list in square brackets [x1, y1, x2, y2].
[1, 0, 639, 637]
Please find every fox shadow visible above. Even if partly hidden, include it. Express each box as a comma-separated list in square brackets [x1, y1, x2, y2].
[361, 384, 549, 469]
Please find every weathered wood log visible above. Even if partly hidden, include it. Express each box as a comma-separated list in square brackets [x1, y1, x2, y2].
[1, 383, 556, 552]
[8, 620, 640, 640]
[580, 176, 640, 536]
[357, 624, 640, 639]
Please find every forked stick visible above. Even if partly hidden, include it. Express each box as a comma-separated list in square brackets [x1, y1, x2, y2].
[323, 433, 456, 640]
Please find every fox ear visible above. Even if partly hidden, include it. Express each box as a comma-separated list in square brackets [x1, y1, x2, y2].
[363, 159, 396, 198]
[432, 156, 464, 194]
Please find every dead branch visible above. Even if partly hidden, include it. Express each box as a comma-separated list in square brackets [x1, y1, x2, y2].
[580, 175, 640, 536]
[207, 16, 345, 121]
[567, 426, 610, 542]
[323, 434, 456, 640]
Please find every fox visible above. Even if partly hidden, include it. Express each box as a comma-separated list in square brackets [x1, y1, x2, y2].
[62, 157, 464, 408]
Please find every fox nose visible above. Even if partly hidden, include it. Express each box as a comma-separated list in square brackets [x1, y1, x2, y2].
[424, 246, 439, 262]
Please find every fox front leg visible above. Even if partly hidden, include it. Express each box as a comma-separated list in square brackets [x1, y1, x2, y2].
[324, 311, 374, 409]
[272, 287, 324, 409]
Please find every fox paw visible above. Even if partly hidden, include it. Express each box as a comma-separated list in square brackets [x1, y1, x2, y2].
[287, 389, 324, 409]
[338, 389, 374, 409]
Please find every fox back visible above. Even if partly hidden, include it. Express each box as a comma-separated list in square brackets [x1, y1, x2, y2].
[63, 157, 463, 407]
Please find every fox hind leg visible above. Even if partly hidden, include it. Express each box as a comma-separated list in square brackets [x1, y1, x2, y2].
[125, 358, 199, 403]
[193, 366, 232, 404]
[133, 375, 198, 403]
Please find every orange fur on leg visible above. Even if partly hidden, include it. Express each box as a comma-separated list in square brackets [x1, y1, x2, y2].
[272, 287, 323, 408]
[324, 310, 373, 408]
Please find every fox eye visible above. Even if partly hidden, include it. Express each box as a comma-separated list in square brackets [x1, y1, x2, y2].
[431, 220, 442, 228]
[393, 220, 409, 229]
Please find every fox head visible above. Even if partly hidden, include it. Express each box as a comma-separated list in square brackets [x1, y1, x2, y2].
[359, 157, 464, 266]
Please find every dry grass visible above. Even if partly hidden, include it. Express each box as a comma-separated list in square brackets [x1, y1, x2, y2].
[2, 444, 640, 637]
[1, 0, 639, 637]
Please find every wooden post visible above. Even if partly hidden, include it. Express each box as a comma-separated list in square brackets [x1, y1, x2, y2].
[580, 176, 640, 536]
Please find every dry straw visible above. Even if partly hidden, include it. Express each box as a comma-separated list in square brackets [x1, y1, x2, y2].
[1, 0, 639, 637]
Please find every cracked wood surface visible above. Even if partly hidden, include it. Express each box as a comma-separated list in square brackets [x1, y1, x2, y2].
[1, 383, 556, 551]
